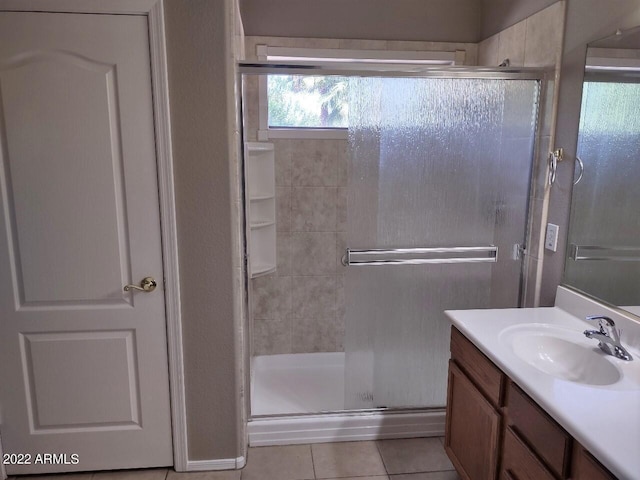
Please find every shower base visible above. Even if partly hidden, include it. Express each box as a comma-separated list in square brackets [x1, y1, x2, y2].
[252, 352, 345, 415]
[249, 352, 445, 446]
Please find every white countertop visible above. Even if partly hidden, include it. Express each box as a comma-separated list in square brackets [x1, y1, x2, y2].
[623, 306, 640, 317]
[445, 306, 640, 480]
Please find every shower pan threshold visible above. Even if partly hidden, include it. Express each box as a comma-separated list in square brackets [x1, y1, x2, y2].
[249, 352, 445, 446]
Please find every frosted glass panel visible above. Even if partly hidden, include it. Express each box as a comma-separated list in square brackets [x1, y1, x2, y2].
[345, 77, 539, 409]
[565, 81, 640, 308]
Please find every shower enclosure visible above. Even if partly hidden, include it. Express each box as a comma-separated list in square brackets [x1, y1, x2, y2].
[240, 64, 541, 444]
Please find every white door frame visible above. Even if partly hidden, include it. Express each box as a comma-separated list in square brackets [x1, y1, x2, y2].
[0, 0, 188, 471]
[1, 429, 6, 480]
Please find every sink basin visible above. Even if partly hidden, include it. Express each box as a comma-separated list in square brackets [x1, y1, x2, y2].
[500, 324, 622, 385]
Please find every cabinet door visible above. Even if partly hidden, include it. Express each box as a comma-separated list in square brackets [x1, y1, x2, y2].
[445, 360, 501, 480]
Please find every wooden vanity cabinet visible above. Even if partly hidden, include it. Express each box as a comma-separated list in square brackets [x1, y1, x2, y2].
[445, 328, 505, 480]
[445, 327, 618, 480]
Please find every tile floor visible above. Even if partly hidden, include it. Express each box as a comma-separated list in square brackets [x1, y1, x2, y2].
[6, 438, 460, 480]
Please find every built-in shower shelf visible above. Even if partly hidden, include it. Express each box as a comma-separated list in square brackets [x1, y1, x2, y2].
[251, 264, 277, 276]
[250, 220, 275, 229]
[245, 142, 276, 278]
[250, 194, 275, 201]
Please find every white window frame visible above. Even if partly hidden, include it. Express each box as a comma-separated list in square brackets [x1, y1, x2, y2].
[256, 45, 465, 140]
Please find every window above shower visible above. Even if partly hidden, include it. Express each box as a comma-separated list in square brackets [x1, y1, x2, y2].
[255, 45, 462, 140]
[267, 74, 349, 129]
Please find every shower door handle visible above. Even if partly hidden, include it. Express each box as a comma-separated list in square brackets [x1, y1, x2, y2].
[341, 246, 498, 267]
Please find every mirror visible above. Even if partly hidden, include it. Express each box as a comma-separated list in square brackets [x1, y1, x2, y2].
[564, 26, 640, 316]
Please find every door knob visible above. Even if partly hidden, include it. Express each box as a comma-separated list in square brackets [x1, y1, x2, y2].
[124, 277, 157, 293]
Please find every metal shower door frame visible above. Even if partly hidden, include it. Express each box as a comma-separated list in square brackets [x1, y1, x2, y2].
[237, 61, 547, 80]
[238, 62, 547, 419]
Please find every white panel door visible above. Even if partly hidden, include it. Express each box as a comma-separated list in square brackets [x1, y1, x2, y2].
[0, 12, 173, 474]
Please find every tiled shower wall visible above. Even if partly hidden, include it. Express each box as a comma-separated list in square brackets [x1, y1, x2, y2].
[250, 139, 349, 355]
[477, 1, 566, 306]
[244, 36, 478, 355]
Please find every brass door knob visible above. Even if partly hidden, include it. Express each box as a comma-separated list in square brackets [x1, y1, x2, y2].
[124, 277, 157, 293]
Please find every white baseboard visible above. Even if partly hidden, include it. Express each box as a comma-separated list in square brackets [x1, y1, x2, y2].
[248, 409, 446, 447]
[185, 456, 245, 471]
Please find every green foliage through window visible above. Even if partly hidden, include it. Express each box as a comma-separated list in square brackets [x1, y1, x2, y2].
[268, 75, 349, 128]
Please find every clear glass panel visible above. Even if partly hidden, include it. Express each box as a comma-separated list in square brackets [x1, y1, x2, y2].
[565, 81, 640, 308]
[344, 77, 539, 409]
[268, 75, 348, 128]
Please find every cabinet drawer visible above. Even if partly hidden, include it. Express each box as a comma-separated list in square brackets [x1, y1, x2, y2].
[571, 442, 616, 480]
[450, 327, 505, 407]
[506, 383, 571, 478]
[500, 427, 555, 480]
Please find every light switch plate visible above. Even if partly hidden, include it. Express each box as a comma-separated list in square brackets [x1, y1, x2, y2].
[545, 223, 559, 252]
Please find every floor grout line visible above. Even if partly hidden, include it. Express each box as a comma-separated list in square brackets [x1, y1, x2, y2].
[308, 444, 316, 480]
[373, 439, 389, 475]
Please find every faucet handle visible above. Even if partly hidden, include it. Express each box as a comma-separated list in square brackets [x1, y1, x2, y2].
[586, 315, 620, 342]
[586, 315, 615, 326]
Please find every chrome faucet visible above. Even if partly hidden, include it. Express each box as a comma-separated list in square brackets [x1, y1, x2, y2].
[584, 315, 633, 361]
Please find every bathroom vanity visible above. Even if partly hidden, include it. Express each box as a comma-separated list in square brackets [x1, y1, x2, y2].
[444, 288, 640, 480]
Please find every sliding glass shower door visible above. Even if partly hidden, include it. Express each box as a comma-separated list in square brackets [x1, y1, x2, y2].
[343, 77, 540, 409]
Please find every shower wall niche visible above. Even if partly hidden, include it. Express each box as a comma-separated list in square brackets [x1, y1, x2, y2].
[245, 142, 277, 278]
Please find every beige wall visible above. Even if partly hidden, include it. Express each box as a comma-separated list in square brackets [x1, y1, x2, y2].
[240, 0, 563, 44]
[240, 0, 482, 43]
[164, 0, 244, 462]
[542, 0, 640, 305]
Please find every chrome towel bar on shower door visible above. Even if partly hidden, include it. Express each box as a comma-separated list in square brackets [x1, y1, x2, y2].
[569, 244, 640, 262]
[341, 246, 498, 267]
